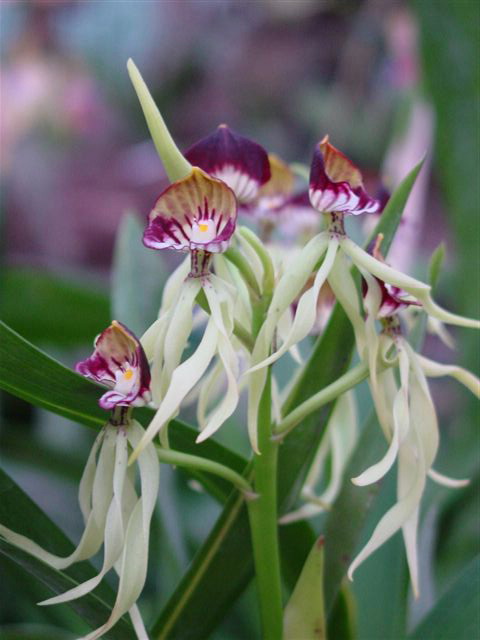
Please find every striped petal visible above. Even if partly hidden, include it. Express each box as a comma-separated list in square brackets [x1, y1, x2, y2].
[309, 136, 381, 215]
[144, 167, 237, 254]
[76, 321, 151, 409]
[185, 124, 270, 203]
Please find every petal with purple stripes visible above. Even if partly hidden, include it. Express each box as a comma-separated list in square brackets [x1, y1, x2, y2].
[309, 135, 381, 215]
[143, 167, 237, 253]
[185, 124, 270, 203]
[76, 321, 151, 409]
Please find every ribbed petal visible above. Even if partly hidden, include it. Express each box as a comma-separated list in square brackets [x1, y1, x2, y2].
[184, 124, 270, 203]
[144, 167, 237, 253]
[309, 136, 380, 215]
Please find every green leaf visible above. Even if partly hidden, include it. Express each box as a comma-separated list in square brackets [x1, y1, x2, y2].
[322, 412, 385, 613]
[365, 157, 425, 252]
[408, 555, 480, 640]
[149, 162, 423, 637]
[111, 213, 169, 336]
[428, 242, 446, 289]
[283, 537, 326, 640]
[0, 320, 245, 501]
[0, 268, 109, 347]
[0, 468, 135, 639]
[0, 624, 75, 640]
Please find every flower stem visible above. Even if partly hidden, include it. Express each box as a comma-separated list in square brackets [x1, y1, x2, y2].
[274, 361, 370, 439]
[155, 446, 253, 495]
[247, 371, 283, 639]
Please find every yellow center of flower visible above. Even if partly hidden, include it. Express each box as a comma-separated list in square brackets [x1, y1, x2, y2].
[123, 369, 134, 381]
[199, 223, 209, 232]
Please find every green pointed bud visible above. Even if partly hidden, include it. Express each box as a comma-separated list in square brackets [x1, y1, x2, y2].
[283, 536, 327, 640]
[428, 242, 446, 289]
[127, 58, 192, 182]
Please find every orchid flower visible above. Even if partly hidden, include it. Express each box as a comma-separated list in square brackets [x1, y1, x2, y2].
[127, 60, 278, 461]
[245, 137, 479, 452]
[346, 251, 480, 597]
[0, 321, 159, 640]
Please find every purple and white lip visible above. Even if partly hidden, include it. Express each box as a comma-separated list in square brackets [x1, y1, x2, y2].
[143, 167, 237, 255]
[184, 124, 271, 203]
[309, 135, 381, 216]
[76, 320, 151, 410]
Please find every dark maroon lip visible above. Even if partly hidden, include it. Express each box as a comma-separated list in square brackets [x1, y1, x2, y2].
[76, 321, 151, 410]
[185, 124, 271, 196]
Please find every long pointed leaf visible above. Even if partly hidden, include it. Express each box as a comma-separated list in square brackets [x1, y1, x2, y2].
[408, 554, 480, 640]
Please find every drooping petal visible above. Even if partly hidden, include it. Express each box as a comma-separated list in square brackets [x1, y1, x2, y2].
[184, 124, 270, 203]
[40, 428, 129, 606]
[428, 468, 470, 489]
[130, 319, 220, 461]
[327, 251, 366, 354]
[416, 354, 480, 398]
[341, 236, 430, 296]
[247, 232, 330, 452]
[0, 428, 117, 571]
[143, 167, 237, 255]
[248, 237, 339, 373]
[80, 420, 159, 640]
[153, 278, 202, 403]
[309, 136, 381, 215]
[76, 321, 151, 409]
[352, 347, 410, 486]
[348, 430, 426, 586]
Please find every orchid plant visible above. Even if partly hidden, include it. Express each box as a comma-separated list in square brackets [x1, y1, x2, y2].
[0, 59, 478, 640]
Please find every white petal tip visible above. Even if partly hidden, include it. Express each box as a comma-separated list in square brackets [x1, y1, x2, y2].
[351, 475, 370, 487]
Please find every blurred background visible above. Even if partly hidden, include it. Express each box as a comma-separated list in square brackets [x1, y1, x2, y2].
[0, 0, 478, 638]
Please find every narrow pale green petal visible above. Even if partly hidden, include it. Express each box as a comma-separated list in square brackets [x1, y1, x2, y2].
[80, 423, 159, 640]
[196, 333, 239, 442]
[127, 59, 192, 182]
[283, 537, 327, 640]
[418, 292, 480, 329]
[352, 347, 410, 486]
[248, 238, 338, 373]
[428, 468, 470, 488]
[348, 431, 426, 587]
[327, 251, 366, 353]
[78, 430, 104, 521]
[417, 354, 480, 397]
[197, 359, 224, 430]
[40, 430, 128, 606]
[341, 236, 430, 294]
[158, 278, 202, 399]
[129, 320, 219, 463]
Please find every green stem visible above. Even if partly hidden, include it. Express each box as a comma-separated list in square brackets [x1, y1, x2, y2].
[155, 446, 253, 494]
[274, 361, 370, 439]
[247, 372, 283, 639]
